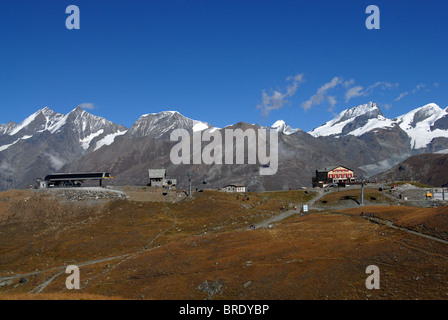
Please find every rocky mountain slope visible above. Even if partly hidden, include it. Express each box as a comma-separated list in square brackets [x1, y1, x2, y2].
[373, 153, 448, 187]
[1, 102, 447, 191]
[0, 106, 127, 190]
[61, 102, 448, 191]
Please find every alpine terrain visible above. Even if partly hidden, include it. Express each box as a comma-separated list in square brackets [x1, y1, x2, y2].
[1, 102, 447, 191]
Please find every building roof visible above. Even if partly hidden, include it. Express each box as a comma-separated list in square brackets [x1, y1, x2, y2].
[44, 172, 111, 181]
[223, 184, 246, 188]
[148, 169, 166, 179]
[317, 165, 353, 172]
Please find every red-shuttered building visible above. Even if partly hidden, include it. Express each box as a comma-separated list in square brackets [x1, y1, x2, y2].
[312, 165, 355, 188]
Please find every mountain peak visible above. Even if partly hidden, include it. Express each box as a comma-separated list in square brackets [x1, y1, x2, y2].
[128, 110, 212, 138]
[271, 120, 298, 135]
[309, 101, 448, 150]
[70, 105, 85, 115]
[272, 120, 286, 127]
[421, 102, 441, 110]
[397, 103, 443, 126]
[309, 102, 386, 137]
[338, 102, 383, 122]
[394, 102, 448, 149]
[140, 110, 180, 118]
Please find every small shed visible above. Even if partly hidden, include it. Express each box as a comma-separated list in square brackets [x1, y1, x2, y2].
[148, 169, 166, 187]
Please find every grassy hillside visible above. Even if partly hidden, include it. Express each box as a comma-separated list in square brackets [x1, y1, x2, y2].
[1, 188, 448, 300]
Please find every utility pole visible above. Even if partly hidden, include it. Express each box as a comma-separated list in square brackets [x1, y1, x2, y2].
[360, 175, 364, 205]
[187, 170, 192, 196]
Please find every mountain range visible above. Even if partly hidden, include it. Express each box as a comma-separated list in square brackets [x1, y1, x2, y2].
[0, 102, 447, 191]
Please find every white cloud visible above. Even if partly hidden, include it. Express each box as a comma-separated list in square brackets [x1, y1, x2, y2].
[79, 103, 97, 110]
[343, 79, 355, 88]
[345, 81, 398, 103]
[257, 74, 306, 116]
[394, 91, 409, 101]
[301, 77, 343, 111]
[327, 96, 338, 112]
[394, 83, 427, 101]
[345, 86, 364, 102]
[382, 103, 392, 110]
[412, 83, 426, 94]
[434, 82, 439, 88]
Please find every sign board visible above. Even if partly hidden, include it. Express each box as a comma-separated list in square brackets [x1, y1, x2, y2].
[302, 205, 308, 212]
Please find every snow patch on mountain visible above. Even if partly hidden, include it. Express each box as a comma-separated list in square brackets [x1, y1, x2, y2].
[192, 122, 210, 132]
[48, 116, 67, 134]
[94, 130, 127, 151]
[349, 116, 395, 137]
[80, 129, 104, 150]
[309, 118, 353, 137]
[0, 135, 33, 152]
[8, 112, 39, 136]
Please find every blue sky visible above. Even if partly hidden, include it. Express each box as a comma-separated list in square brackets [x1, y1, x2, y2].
[0, 0, 446, 132]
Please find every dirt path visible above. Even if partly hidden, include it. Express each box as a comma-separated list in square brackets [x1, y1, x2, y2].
[363, 216, 448, 246]
[253, 188, 331, 229]
[0, 254, 132, 284]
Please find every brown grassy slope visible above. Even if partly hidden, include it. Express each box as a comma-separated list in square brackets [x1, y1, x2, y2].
[39, 212, 448, 300]
[336, 205, 448, 240]
[0, 190, 313, 275]
[315, 188, 394, 208]
[2, 189, 448, 300]
[0, 293, 124, 300]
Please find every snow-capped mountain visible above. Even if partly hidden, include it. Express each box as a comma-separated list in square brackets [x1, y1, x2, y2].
[0, 106, 127, 153]
[54, 106, 128, 151]
[127, 111, 213, 139]
[0, 106, 127, 190]
[309, 102, 395, 138]
[0, 107, 65, 145]
[395, 103, 448, 149]
[7, 107, 65, 137]
[309, 102, 448, 150]
[271, 120, 300, 135]
[1, 102, 448, 191]
[0, 121, 19, 135]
